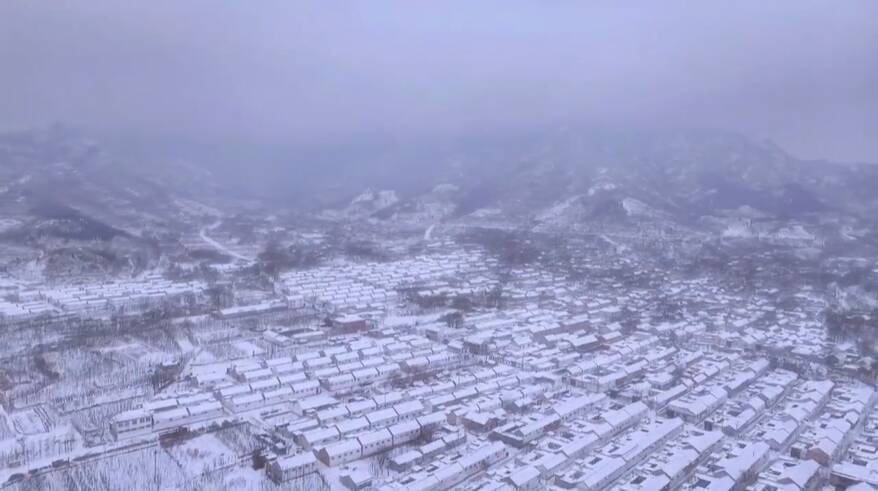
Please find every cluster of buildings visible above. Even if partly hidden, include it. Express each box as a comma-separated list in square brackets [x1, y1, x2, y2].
[279, 251, 488, 315]
[110, 393, 223, 439]
[831, 403, 878, 488]
[34, 275, 204, 315]
[0, 275, 205, 326]
[2, 241, 876, 490]
[0, 295, 58, 326]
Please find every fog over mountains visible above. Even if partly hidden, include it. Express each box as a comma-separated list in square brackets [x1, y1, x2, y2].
[2, 1, 877, 161]
[5, 125, 878, 225]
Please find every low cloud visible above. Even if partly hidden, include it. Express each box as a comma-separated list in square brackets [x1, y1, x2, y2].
[1, 1, 876, 162]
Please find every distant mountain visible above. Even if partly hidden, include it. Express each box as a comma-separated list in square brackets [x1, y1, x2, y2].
[3, 125, 876, 250]
[0, 127, 231, 277]
[296, 128, 876, 238]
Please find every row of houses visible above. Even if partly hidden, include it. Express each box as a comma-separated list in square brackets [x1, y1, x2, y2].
[830, 401, 878, 488]
[662, 357, 773, 424]
[492, 400, 646, 449]
[616, 427, 725, 491]
[35, 274, 204, 316]
[388, 432, 467, 472]
[706, 369, 799, 436]
[683, 441, 772, 491]
[314, 411, 446, 466]
[751, 458, 821, 491]
[553, 418, 686, 491]
[791, 382, 875, 465]
[110, 392, 224, 439]
[747, 380, 835, 452]
[297, 400, 428, 449]
[279, 250, 486, 314]
[394, 442, 509, 491]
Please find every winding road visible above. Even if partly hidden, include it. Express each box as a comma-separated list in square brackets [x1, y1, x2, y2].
[199, 220, 253, 262]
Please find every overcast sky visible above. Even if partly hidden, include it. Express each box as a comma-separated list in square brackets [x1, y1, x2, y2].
[1, 1, 876, 162]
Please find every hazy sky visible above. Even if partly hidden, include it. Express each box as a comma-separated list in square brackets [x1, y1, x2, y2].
[1, 1, 876, 162]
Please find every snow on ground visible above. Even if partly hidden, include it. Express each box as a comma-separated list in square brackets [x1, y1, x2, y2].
[175, 333, 195, 354]
[231, 340, 264, 357]
[381, 310, 448, 329]
[773, 224, 815, 241]
[621, 197, 650, 216]
[167, 434, 236, 476]
[199, 220, 253, 262]
[215, 466, 269, 490]
[174, 199, 223, 218]
[350, 189, 399, 209]
[11, 409, 46, 435]
[466, 207, 501, 218]
[723, 221, 753, 238]
[0, 218, 21, 232]
[588, 179, 617, 196]
[599, 234, 630, 254]
[536, 195, 581, 224]
[187, 358, 232, 376]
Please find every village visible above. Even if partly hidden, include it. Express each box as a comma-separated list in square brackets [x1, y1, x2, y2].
[0, 232, 874, 491]
[1, 0, 877, 488]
